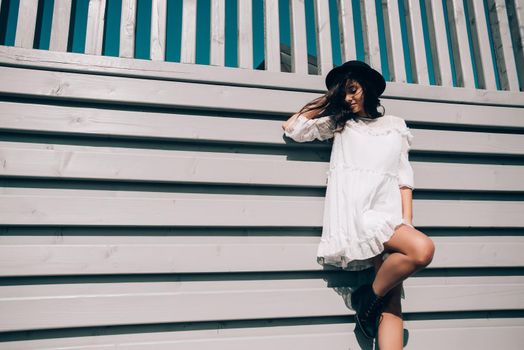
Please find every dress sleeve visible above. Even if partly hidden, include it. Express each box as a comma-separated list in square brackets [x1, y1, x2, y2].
[284, 114, 335, 142]
[398, 119, 415, 190]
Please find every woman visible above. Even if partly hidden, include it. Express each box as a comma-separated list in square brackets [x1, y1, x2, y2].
[281, 60, 435, 348]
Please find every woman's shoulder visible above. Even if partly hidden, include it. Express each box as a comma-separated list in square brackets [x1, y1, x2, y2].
[384, 114, 407, 126]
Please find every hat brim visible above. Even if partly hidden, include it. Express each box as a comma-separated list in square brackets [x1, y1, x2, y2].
[325, 64, 386, 96]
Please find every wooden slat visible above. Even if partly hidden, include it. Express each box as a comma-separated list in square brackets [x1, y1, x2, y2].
[14, 0, 38, 49]
[0, 67, 523, 126]
[430, 0, 453, 87]
[180, 0, 197, 63]
[407, 0, 430, 85]
[387, 0, 407, 83]
[471, 0, 497, 90]
[209, 0, 225, 66]
[290, 0, 308, 75]
[517, 0, 524, 63]
[1, 276, 523, 332]
[1, 141, 524, 190]
[150, 0, 167, 61]
[119, 0, 137, 58]
[85, 0, 107, 55]
[1, 46, 523, 106]
[237, 0, 253, 69]
[0, 187, 523, 226]
[49, 0, 72, 52]
[362, 0, 380, 73]
[264, 0, 280, 71]
[0, 65, 321, 115]
[0, 236, 522, 276]
[338, 0, 356, 62]
[313, 0, 332, 75]
[1, 318, 523, 350]
[494, 0, 520, 91]
[451, 0, 476, 88]
[0, 102, 523, 152]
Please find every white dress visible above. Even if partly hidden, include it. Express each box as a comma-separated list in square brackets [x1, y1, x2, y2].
[284, 113, 415, 271]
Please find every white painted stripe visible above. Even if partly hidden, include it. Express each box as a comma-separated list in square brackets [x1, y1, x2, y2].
[180, 0, 197, 63]
[408, 0, 430, 85]
[209, 0, 225, 66]
[14, 0, 38, 49]
[494, 0, 520, 91]
[119, 0, 137, 58]
[264, 0, 280, 71]
[150, 0, 167, 61]
[290, 0, 308, 74]
[85, 0, 107, 55]
[314, 0, 333, 74]
[387, 0, 407, 83]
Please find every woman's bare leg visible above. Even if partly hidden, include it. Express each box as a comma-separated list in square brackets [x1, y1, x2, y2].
[372, 224, 435, 297]
[373, 255, 404, 349]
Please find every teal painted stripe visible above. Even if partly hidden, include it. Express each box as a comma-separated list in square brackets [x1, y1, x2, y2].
[352, 0, 364, 61]
[0, 0, 20, 46]
[135, 0, 152, 59]
[442, 0, 457, 87]
[375, 0, 390, 80]
[397, 0, 413, 83]
[165, 0, 182, 62]
[68, 0, 89, 53]
[225, 0, 238, 68]
[304, 0, 316, 66]
[329, 0, 341, 67]
[195, 0, 210, 65]
[34, 0, 54, 50]
[419, 0, 435, 85]
[102, 0, 122, 57]
[482, 0, 501, 90]
[463, 0, 479, 89]
[252, 0, 264, 69]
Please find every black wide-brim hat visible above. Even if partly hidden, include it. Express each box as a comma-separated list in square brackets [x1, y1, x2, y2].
[325, 60, 386, 96]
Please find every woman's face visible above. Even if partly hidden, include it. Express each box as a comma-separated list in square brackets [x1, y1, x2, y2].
[344, 80, 366, 116]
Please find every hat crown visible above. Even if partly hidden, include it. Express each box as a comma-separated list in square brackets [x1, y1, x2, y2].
[325, 59, 386, 96]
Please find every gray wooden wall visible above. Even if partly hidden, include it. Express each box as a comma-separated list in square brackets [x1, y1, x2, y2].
[0, 46, 523, 349]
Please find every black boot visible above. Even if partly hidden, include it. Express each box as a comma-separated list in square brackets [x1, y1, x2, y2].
[351, 283, 387, 339]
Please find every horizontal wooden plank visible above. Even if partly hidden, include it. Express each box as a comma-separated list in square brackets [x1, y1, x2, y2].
[0, 236, 522, 276]
[0, 66, 321, 115]
[1, 101, 524, 153]
[0, 67, 524, 128]
[1, 45, 523, 107]
[1, 317, 523, 350]
[1, 141, 523, 190]
[0, 187, 522, 227]
[1, 276, 523, 332]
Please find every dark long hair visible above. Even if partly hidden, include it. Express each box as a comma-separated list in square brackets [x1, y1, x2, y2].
[295, 71, 386, 133]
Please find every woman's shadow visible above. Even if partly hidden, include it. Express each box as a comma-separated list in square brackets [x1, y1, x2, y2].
[320, 264, 409, 349]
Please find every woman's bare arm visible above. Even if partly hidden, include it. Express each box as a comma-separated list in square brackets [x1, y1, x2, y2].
[281, 106, 325, 131]
[400, 187, 413, 225]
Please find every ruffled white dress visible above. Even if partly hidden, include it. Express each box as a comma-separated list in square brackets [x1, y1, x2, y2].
[284, 114, 415, 271]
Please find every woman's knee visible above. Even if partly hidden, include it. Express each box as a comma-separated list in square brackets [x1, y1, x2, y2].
[412, 236, 435, 268]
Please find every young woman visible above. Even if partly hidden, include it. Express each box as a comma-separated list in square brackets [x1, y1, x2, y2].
[281, 60, 435, 349]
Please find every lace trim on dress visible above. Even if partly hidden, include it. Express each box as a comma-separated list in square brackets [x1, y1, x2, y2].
[326, 163, 399, 179]
[347, 116, 414, 146]
[316, 214, 405, 271]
